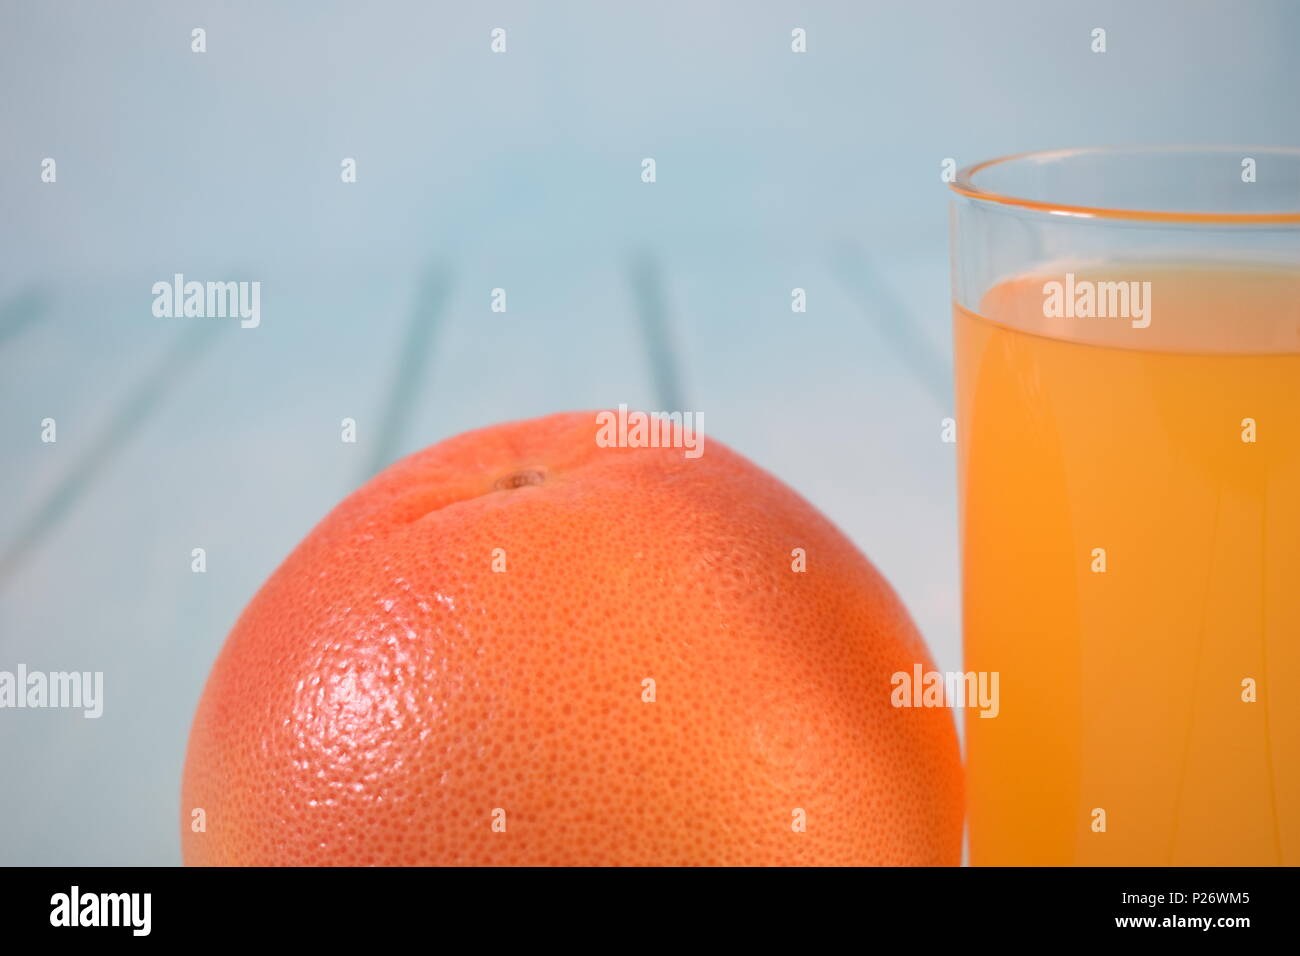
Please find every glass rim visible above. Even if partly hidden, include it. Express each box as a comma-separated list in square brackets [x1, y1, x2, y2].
[950, 145, 1300, 225]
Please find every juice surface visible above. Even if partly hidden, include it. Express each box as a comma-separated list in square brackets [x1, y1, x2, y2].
[955, 263, 1300, 865]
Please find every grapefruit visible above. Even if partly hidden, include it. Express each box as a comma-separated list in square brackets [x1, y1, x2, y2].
[182, 411, 961, 865]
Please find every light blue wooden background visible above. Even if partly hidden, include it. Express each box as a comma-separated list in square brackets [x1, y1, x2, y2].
[2, 0, 1297, 864]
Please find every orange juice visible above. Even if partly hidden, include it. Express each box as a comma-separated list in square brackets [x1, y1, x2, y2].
[956, 263, 1300, 865]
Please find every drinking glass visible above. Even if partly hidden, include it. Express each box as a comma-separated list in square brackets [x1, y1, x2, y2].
[950, 146, 1300, 865]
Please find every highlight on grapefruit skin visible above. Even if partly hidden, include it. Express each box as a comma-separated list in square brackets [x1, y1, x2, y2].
[181, 411, 962, 866]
